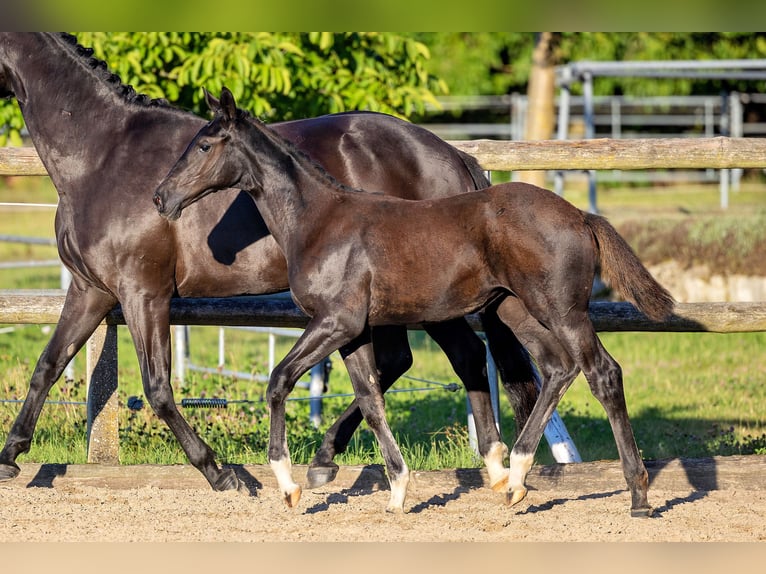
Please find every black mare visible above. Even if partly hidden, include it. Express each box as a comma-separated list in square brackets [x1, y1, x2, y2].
[0, 33, 538, 492]
[155, 88, 674, 515]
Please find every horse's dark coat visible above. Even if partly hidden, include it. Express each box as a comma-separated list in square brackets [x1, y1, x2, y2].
[0, 33, 539, 491]
[155, 88, 674, 515]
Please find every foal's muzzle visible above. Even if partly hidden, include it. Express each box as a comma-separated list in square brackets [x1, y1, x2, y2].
[153, 191, 182, 220]
[152, 192, 164, 213]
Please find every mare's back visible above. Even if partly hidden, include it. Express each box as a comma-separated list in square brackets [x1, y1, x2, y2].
[272, 112, 482, 198]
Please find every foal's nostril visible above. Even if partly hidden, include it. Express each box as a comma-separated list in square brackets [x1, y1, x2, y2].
[152, 193, 163, 211]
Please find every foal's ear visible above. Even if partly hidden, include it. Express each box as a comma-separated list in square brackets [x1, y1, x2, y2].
[219, 87, 238, 123]
[203, 88, 221, 114]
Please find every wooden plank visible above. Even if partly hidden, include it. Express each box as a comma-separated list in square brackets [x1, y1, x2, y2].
[451, 136, 766, 171]
[7, 455, 766, 492]
[4, 137, 766, 178]
[0, 289, 67, 324]
[86, 323, 119, 465]
[0, 146, 47, 176]
[589, 301, 766, 333]
[1, 292, 766, 334]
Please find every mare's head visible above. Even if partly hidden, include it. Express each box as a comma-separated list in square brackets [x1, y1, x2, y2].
[154, 87, 248, 221]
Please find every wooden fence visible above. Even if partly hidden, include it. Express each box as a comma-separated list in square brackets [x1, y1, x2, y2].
[2, 137, 766, 464]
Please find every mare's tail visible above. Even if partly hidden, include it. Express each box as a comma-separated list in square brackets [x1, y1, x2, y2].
[456, 149, 491, 190]
[584, 213, 675, 321]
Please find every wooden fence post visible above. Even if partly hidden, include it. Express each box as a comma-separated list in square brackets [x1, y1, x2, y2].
[85, 323, 119, 464]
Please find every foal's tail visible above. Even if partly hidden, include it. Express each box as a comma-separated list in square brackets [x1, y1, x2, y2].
[585, 213, 675, 321]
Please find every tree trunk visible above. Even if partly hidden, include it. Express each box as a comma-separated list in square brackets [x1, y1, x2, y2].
[517, 32, 558, 188]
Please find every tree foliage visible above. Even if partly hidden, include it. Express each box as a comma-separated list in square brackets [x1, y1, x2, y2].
[413, 32, 766, 97]
[0, 32, 447, 145]
[4, 33, 766, 146]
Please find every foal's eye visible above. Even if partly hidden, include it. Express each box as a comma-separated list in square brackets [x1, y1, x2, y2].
[199, 143, 212, 153]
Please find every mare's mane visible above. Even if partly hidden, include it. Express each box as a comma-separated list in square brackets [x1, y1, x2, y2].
[56, 33, 177, 110]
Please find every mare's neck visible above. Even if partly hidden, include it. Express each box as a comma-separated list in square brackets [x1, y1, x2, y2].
[7, 34, 149, 194]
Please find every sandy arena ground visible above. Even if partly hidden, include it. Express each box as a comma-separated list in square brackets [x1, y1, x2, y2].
[0, 456, 764, 543]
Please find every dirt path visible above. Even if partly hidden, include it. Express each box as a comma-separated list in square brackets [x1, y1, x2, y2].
[1, 456, 765, 542]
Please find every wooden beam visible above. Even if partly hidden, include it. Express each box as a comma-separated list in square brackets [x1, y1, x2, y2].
[4, 137, 766, 178]
[8, 455, 766, 492]
[0, 146, 47, 176]
[451, 136, 766, 172]
[1, 291, 765, 334]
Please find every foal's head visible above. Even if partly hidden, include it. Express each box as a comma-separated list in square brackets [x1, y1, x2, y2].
[154, 87, 248, 221]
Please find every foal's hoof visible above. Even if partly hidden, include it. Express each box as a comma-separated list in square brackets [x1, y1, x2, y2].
[490, 474, 509, 493]
[0, 462, 20, 482]
[630, 506, 654, 518]
[306, 463, 339, 489]
[283, 485, 302, 508]
[506, 487, 528, 507]
[212, 468, 240, 492]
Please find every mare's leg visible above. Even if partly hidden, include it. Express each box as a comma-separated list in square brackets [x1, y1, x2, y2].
[307, 325, 412, 488]
[120, 293, 238, 492]
[424, 319, 508, 491]
[0, 282, 117, 480]
[338, 329, 410, 513]
[480, 303, 539, 436]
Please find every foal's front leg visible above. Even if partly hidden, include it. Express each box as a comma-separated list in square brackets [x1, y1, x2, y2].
[266, 315, 361, 507]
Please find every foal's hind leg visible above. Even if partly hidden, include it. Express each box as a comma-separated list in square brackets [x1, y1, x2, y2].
[500, 298, 652, 517]
[574, 329, 652, 517]
[0, 283, 117, 480]
[493, 297, 582, 507]
[307, 325, 413, 488]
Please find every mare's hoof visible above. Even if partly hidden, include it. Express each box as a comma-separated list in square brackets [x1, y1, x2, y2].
[212, 468, 240, 492]
[630, 506, 654, 518]
[283, 485, 302, 508]
[385, 505, 405, 514]
[505, 487, 528, 507]
[490, 475, 509, 493]
[306, 463, 339, 489]
[0, 462, 20, 482]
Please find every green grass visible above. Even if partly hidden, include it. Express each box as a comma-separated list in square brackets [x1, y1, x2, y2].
[2, 174, 766, 471]
[3, 322, 766, 469]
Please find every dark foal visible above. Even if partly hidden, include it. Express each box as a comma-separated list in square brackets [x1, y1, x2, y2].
[155, 88, 674, 515]
[0, 33, 537, 494]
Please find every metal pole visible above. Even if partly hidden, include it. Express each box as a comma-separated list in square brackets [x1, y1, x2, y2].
[720, 91, 730, 209]
[308, 362, 325, 428]
[174, 325, 187, 385]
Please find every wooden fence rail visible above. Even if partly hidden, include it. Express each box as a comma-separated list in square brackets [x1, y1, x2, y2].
[3, 136, 766, 176]
[3, 291, 766, 334]
[3, 135, 766, 465]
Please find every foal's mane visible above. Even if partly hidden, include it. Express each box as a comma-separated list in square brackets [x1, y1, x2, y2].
[234, 106, 364, 196]
[56, 33, 175, 110]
